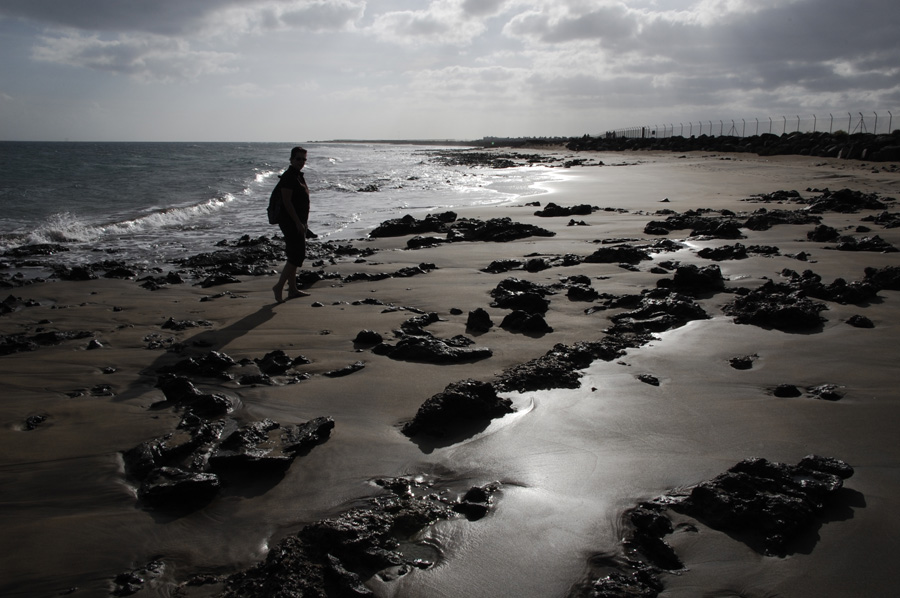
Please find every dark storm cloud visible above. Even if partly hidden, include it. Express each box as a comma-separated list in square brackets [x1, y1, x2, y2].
[0, 0, 365, 35]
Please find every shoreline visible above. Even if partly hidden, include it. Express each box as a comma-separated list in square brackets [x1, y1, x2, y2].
[2, 151, 899, 597]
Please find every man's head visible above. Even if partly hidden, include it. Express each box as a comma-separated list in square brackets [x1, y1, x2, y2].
[290, 146, 307, 169]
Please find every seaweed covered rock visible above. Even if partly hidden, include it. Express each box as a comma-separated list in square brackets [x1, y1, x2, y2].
[402, 379, 513, 438]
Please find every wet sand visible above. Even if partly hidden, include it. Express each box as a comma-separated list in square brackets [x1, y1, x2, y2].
[2, 151, 899, 597]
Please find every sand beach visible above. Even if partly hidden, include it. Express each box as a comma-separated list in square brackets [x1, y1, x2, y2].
[2, 149, 899, 597]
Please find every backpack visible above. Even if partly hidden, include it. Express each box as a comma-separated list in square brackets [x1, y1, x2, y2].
[267, 184, 281, 224]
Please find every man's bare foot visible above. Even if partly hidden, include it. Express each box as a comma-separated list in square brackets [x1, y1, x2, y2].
[273, 285, 284, 303]
[288, 289, 310, 299]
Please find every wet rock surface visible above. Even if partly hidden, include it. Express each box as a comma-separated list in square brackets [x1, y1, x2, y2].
[0, 329, 95, 356]
[607, 289, 710, 334]
[123, 414, 334, 510]
[401, 379, 513, 438]
[219, 475, 501, 598]
[534, 202, 596, 217]
[495, 335, 649, 393]
[568, 455, 856, 598]
[723, 281, 827, 331]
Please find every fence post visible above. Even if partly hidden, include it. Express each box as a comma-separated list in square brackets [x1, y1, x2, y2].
[708, 121, 712, 136]
[755, 118, 759, 136]
[813, 114, 816, 133]
[742, 119, 746, 137]
[796, 115, 800, 132]
[848, 113, 852, 133]
[890, 111, 893, 134]
[769, 117, 773, 134]
[782, 116, 786, 135]
[874, 112, 878, 134]
[829, 113, 833, 133]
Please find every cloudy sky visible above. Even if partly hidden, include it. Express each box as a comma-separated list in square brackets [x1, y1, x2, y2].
[1, 0, 897, 141]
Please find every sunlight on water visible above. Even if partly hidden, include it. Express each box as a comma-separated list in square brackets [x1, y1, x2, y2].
[0, 142, 561, 270]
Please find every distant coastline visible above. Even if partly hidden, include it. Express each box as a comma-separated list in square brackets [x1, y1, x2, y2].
[323, 130, 900, 163]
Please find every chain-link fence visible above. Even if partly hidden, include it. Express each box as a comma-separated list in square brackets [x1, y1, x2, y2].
[609, 111, 896, 139]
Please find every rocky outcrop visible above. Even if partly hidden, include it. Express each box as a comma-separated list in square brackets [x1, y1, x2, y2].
[723, 281, 827, 331]
[568, 455, 855, 598]
[123, 414, 334, 510]
[218, 475, 501, 598]
[401, 379, 513, 438]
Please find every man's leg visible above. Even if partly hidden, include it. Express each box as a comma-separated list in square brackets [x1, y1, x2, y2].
[273, 261, 299, 303]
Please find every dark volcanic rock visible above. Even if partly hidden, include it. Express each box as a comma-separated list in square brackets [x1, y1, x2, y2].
[807, 224, 841, 242]
[806, 188, 887, 213]
[637, 374, 660, 386]
[743, 208, 820, 231]
[780, 268, 879, 305]
[489, 277, 555, 314]
[402, 379, 513, 438]
[254, 349, 308, 375]
[723, 281, 827, 331]
[156, 350, 237, 379]
[492, 291, 550, 314]
[697, 243, 749, 261]
[656, 264, 725, 295]
[499, 310, 553, 334]
[808, 383, 844, 401]
[672, 455, 854, 555]
[354, 329, 384, 346]
[369, 212, 457, 238]
[495, 335, 647, 393]
[773, 384, 802, 397]
[584, 244, 652, 264]
[323, 361, 366, 377]
[466, 307, 494, 333]
[729, 354, 757, 370]
[482, 259, 524, 273]
[138, 467, 221, 509]
[534, 202, 595, 217]
[846, 314, 874, 328]
[863, 265, 900, 290]
[123, 415, 333, 510]
[452, 482, 502, 521]
[830, 234, 898, 253]
[0, 329, 95, 356]
[447, 217, 555, 243]
[569, 454, 855, 598]
[209, 417, 335, 472]
[608, 290, 709, 334]
[220, 475, 475, 598]
[376, 335, 493, 364]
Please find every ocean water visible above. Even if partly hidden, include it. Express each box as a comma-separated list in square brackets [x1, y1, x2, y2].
[0, 141, 556, 273]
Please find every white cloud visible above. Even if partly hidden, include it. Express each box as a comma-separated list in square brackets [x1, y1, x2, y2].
[31, 31, 238, 82]
[367, 0, 495, 46]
